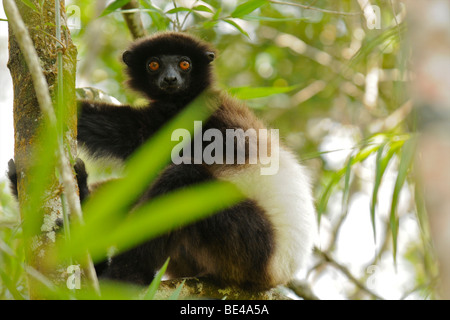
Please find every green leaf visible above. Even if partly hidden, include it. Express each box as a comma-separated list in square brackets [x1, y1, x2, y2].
[370, 143, 386, 241]
[317, 144, 380, 224]
[20, 0, 40, 13]
[341, 154, 353, 218]
[143, 258, 170, 300]
[140, 0, 170, 30]
[223, 19, 249, 38]
[228, 85, 299, 100]
[317, 173, 339, 224]
[231, 0, 268, 18]
[100, 0, 132, 17]
[390, 136, 416, 264]
[168, 279, 186, 300]
[165, 7, 192, 14]
[193, 5, 214, 14]
[55, 92, 245, 263]
[370, 140, 403, 242]
[71, 180, 244, 263]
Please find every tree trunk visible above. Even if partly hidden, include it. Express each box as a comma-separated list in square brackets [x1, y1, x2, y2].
[6, 0, 78, 299]
[408, 0, 450, 299]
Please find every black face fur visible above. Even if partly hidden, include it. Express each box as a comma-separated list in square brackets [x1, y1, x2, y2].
[122, 32, 216, 102]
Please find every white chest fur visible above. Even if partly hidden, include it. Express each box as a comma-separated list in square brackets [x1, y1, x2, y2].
[216, 147, 317, 285]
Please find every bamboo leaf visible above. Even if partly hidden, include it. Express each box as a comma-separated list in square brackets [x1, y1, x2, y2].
[143, 258, 170, 300]
[69, 180, 244, 263]
[390, 136, 416, 263]
[341, 154, 353, 218]
[231, 0, 268, 18]
[54, 93, 246, 264]
[168, 279, 186, 300]
[100, 0, 132, 17]
[20, 0, 40, 13]
[223, 19, 249, 38]
[317, 173, 340, 224]
[140, 0, 170, 30]
[193, 5, 214, 14]
[166, 7, 191, 14]
[370, 140, 403, 242]
[317, 144, 380, 224]
[228, 85, 300, 100]
[370, 143, 386, 241]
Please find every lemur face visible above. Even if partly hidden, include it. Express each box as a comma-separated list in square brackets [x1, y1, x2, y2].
[121, 33, 215, 101]
[145, 55, 192, 94]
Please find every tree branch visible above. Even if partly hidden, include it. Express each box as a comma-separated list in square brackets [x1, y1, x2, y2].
[154, 278, 291, 300]
[316, 249, 383, 300]
[121, 0, 146, 39]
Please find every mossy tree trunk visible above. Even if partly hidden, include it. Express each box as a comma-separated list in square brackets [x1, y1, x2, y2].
[6, 0, 78, 299]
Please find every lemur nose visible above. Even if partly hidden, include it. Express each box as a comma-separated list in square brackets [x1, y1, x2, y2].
[164, 76, 177, 85]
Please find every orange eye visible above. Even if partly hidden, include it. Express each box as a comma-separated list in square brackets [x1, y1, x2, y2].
[179, 60, 190, 70]
[149, 61, 159, 71]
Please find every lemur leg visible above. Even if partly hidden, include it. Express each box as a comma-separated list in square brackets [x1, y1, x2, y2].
[8, 158, 89, 202]
[74, 158, 90, 203]
[7, 159, 18, 199]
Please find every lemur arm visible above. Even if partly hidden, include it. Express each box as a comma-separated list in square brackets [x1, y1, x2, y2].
[77, 100, 149, 160]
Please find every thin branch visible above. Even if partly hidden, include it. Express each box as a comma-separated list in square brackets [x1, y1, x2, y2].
[287, 279, 319, 300]
[316, 249, 384, 300]
[269, 0, 362, 16]
[155, 277, 291, 300]
[172, 0, 181, 31]
[32, 27, 66, 50]
[121, 0, 146, 39]
[180, 0, 200, 31]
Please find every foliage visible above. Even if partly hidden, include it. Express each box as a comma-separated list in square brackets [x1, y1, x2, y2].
[0, 0, 437, 300]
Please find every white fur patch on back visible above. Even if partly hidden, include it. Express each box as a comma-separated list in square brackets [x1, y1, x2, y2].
[216, 147, 317, 286]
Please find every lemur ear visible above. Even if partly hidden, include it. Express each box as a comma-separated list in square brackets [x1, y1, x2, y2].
[122, 50, 132, 66]
[206, 51, 215, 63]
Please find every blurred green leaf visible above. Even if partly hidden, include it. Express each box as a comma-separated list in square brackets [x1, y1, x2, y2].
[341, 154, 353, 218]
[231, 0, 268, 18]
[229, 85, 300, 100]
[166, 7, 191, 14]
[140, 0, 171, 30]
[168, 279, 186, 300]
[370, 140, 403, 241]
[56, 92, 244, 262]
[62, 180, 244, 263]
[20, 0, 40, 13]
[223, 19, 249, 38]
[317, 144, 380, 224]
[193, 5, 214, 14]
[390, 136, 416, 264]
[100, 0, 131, 17]
[143, 257, 169, 300]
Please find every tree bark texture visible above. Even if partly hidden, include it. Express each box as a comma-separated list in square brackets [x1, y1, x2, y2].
[6, 0, 78, 298]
